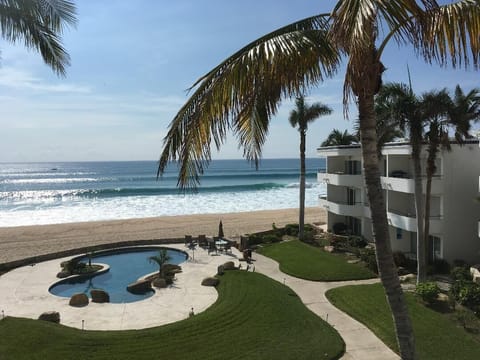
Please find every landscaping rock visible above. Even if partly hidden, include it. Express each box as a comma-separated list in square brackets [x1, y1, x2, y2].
[470, 266, 480, 284]
[90, 289, 110, 303]
[152, 277, 167, 288]
[223, 261, 236, 270]
[56, 270, 71, 278]
[69, 293, 89, 307]
[201, 277, 219, 287]
[38, 311, 60, 323]
[324, 245, 335, 253]
[127, 279, 152, 294]
[399, 273, 416, 283]
[347, 259, 360, 264]
[162, 264, 182, 275]
[217, 265, 225, 276]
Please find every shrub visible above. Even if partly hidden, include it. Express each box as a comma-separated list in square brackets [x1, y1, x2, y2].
[248, 234, 263, 246]
[432, 259, 450, 274]
[262, 234, 281, 243]
[451, 266, 472, 282]
[457, 282, 480, 311]
[415, 282, 440, 304]
[347, 236, 367, 249]
[359, 248, 378, 274]
[284, 224, 299, 236]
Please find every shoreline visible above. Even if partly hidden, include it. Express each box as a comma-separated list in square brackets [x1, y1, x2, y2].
[0, 207, 325, 264]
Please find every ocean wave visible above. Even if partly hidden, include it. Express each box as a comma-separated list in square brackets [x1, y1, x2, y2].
[0, 182, 290, 201]
[1, 177, 105, 185]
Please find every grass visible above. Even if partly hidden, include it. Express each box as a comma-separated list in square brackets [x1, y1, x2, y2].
[256, 240, 376, 281]
[326, 283, 480, 359]
[0, 270, 344, 360]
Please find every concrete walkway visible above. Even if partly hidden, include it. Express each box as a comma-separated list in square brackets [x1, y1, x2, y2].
[252, 252, 399, 360]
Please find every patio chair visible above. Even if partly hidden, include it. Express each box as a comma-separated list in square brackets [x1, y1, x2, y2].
[185, 235, 193, 247]
[207, 240, 217, 255]
[198, 234, 207, 248]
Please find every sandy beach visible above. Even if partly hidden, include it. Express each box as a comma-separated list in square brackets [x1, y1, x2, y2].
[0, 207, 325, 265]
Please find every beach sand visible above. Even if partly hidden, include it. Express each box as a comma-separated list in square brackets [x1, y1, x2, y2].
[0, 207, 325, 264]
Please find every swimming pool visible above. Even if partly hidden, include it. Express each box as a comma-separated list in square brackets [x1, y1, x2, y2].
[49, 247, 188, 303]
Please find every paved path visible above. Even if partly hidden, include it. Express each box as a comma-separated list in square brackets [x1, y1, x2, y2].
[252, 252, 399, 360]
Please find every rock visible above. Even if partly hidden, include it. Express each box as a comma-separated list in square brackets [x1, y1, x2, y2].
[56, 270, 71, 278]
[223, 261, 236, 270]
[90, 289, 110, 303]
[347, 259, 360, 264]
[324, 245, 335, 253]
[470, 266, 480, 284]
[201, 277, 220, 287]
[217, 265, 225, 276]
[69, 293, 89, 307]
[152, 277, 167, 288]
[399, 273, 416, 283]
[38, 311, 60, 323]
[162, 264, 182, 275]
[126, 279, 152, 294]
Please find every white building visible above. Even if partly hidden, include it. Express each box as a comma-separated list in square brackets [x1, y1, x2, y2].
[317, 140, 480, 265]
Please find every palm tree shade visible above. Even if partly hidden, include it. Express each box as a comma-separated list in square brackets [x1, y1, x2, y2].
[289, 96, 332, 241]
[0, 0, 77, 76]
[158, 2, 480, 358]
[148, 249, 171, 277]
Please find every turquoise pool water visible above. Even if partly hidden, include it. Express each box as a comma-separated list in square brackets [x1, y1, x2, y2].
[49, 247, 188, 303]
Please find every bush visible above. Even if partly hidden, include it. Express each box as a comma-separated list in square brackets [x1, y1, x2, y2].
[451, 266, 472, 282]
[457, 282, 480, 311]
[415, 282, 440, 304]
[432, 259, 450, 274]
[359, 248, 378, 274]
[284, 224, 299, 236]
[262, 234, 282, 243]
[248, 234, 264, 246]
[332, 222, 347, 235]
[347, 236, 367, 249]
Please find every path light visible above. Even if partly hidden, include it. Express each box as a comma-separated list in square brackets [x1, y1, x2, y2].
[326, 314, 328, 323]
[82, 319, 85, 330]
[189, 307, 195, 317]
[1, 310, 4, 319]
[283, 278, 286, 285]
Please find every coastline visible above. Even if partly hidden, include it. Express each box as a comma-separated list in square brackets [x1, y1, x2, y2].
[0, 207, 325, 264]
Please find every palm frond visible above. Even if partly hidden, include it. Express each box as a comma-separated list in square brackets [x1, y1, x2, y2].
[158, 14, 339, 190]
[420, 0, 480, 69]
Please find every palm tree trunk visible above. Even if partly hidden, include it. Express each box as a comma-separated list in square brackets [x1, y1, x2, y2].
[411, 142, 426, 283]
[358, 91, 416, 360]
[299, 128, 306, 241]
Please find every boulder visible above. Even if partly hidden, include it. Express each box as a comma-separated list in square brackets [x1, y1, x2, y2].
[152, 277, 167, 288]
[223, 261, 236, 270]
[217, 265, 225, 276]
[162, 264, 182, 275]
[127, 279, 152, 294]
[90, 289, 110, 303]
[201, 277, 220, 287]
[470, 266, 480, 284]
[69, 293, 89, 307]
[56, 270, 71, 278]
[38, 311, 60, 323]
[324, 245, 335, 253]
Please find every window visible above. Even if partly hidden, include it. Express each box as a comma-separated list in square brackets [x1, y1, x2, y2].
[345, 160, 361, 175]
[346, 216, 361, 236]
[347, 188, 356, 205]
[396, 228, 402, 240]
[430, 236, 442, 261]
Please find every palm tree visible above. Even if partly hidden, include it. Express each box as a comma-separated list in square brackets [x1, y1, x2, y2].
[148, 249, 171, 277]
[375, 82, 427, 283]
[321, 129, 357, 146]
[289, 95, 332, 241]
[0, 0, 77, 76]
[157, 2, 480, 358]
[422, 87, 478, 263]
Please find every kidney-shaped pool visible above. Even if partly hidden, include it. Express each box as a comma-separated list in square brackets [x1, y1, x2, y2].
[49, 247, 188, 303]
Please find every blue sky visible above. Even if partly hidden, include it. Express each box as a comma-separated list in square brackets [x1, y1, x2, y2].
[1, 0, 478, 162]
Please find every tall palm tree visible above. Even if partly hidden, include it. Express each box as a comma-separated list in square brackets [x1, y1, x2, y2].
[375, 82, 427, 283]
[321, 128, 357, 146]
[289, 95, 332, 241]
[0, 0, 77, 76]
[422, 87, 478, 263]
[157, 2, 480, 358]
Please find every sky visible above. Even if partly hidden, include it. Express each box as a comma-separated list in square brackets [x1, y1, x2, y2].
[1, 0, 479, 162]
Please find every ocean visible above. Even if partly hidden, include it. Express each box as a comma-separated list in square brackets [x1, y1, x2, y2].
[0, 158, 326, 227]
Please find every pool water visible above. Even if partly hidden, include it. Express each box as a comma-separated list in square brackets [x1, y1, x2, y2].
[49, 247, 188, 303]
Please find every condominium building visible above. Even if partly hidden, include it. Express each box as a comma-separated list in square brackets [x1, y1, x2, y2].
[317, 140, 480, 264]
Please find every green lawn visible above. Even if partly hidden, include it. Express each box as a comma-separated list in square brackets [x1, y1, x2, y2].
[257, 240, 376, 281]
[326, 283, 480, 359]
[0, 270, 344, 360]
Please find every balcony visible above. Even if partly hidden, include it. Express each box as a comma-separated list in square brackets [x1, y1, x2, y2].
[387, 209, 443, 233]
[318, 172, 363, 187]
[381, 176, 443, 194]
[319, 196, 365, 217]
